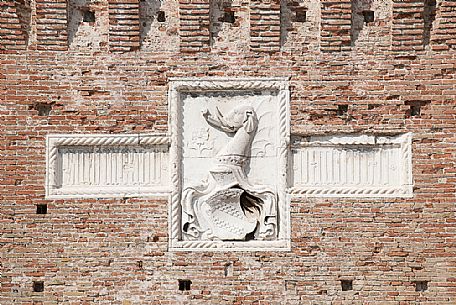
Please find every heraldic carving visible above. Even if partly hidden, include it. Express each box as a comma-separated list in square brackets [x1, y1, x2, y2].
[181, 105, 277, 241]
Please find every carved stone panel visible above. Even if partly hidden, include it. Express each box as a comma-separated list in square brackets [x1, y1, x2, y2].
[46, 134, 170, 198]
[169, 78, 290, 251]
[289, 134, 413, 197]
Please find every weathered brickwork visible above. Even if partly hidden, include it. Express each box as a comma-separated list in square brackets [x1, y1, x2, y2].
[320, 0, 352, 52]
[392, 0, 425, 51]
[250, 0, 281, 52]
[1, 0, 456, 304]
[35, 0, 68, 51]
[432, 0, 456, 50]
[108, 0, 140, 52]
[179, 0, 211, 52]
[0, 1, 30, 51]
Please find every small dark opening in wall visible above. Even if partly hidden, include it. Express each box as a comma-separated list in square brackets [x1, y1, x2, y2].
[285, 280, 297, 291]
[222, 11, 235, 23]
[83, 10, 95, 23]
[178, 279, 191, 291]
[362, 10, 375, 23]
[414, 281, 428, 292]
[341, 280, 353, 291]
[33, 102, 52, 116]
[410, 105, 421, 116]
[33, 281, 44, 292]
[337, 104, 348, 116]
[36, 204, 47, 215]
[157, 11, 166, 22]
[296, 9, 307, 22]
[224, 262, 233, 277]
[405, 100, 430, 117]
[368, 104, 381, 110]
[150, 235, 159, 242]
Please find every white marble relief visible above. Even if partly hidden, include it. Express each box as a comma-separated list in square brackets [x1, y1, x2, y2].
[289, 133, 413, 197]
[169, 78, 290, 251]
[43, 78, 414, 253]
[46, 134, 170, 198]
[182, 105, 277, 241]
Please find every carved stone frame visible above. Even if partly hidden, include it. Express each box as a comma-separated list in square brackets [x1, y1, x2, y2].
[288, 133, 413, 197]
[45, 133, 170, 199]
[168, 78, 291, 251]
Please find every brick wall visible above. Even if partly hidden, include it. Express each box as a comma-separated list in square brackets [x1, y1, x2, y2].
[108, 0, 140, 52]
[392, 0, 425, 51]
[179, 0, 211, 53]
[432, 0, 456, 50]
[1, 0, 456, 304]
[250, 0, 281, 52]
[320, 0, 352, 52]
[0, 1, 30, 51]
[36, 0, 68, 51]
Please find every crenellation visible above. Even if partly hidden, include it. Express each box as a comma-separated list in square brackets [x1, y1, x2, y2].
[179, 0, 211, 52]
[250, 0, 281, 52]
[320, 0, 352, 52]
[0, 0, 454, 53]
[431, 0, 456, 50]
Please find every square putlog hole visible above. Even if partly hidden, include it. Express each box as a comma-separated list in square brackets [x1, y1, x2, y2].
[362, 10, 375, 23]
[178, 279, 191, 291]
[341, 280, 353, 291]
[405, 100, 430, 117]
[157, 10, 166, 22]
[33, 281, 44, 292]
[36, 204, 47, 214]
[83, 10, 95, 23]
[32, 102, 52, 116]
[410, 105, 421, 116]
[336, 104, 348, 116]
[222, 11, 235, 23]
[296, 9, 307, 22]
[414, 281, 428, 292]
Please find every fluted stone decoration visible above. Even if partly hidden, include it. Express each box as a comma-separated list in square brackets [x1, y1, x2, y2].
[289, 134, 413, 197]
[45, 134, 170, 198]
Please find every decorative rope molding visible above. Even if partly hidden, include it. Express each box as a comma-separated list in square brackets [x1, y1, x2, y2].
[168, 77, 289, 92]
[277, 89, 291, 242]
[168, 77, 291, 251]
[169, 86, 182, 245]
[45, 133, 171, 199]
[170, 240, 290, 251]
[288, 187, 409, 196]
